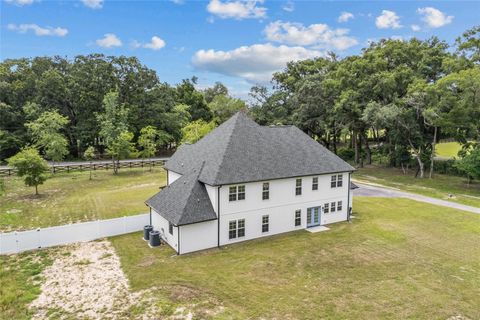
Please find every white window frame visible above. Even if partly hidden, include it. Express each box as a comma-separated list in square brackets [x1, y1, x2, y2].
[262, 215, 269, 233]
[295, 178, 302, 195]
[312, 177, 318, 190]
[262, 182, 269, 200]
[295, 209, 301, 226]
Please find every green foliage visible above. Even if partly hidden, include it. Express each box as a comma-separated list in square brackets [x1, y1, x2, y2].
[175, 77, 212, 122]
[97, 92, 129, 147]
[83, 146, 96, 161]
[26, 110, 70, 162]
[208, 94, 245, 123]
[107, 131, 137, 162]
[138, 126, 158, 159]
[455, 146, 480, 180]
[7, 147, 49, 195]
[181, 120, 216, 144]
[336, 147, 355, 161]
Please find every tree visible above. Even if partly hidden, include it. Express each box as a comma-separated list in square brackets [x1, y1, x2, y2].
[455, 146, 480, 182]
[176, 77, 212, 121]
[208, 94, 246, 124]
[181, 120, 216, 144]
[106, 131, 137, 173]
[8, 147, 49, 195]
[138, 126, 158, 171]
[204, 82, 228, 103]
[97, 92, 130, 174]
[83, 146, 96, 180]
[25, 110, 70, 167]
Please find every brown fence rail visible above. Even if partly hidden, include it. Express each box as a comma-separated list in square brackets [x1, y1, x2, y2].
[0, 158, 167, 177]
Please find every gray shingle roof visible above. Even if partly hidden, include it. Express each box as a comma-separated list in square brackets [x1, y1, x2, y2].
[146, 163, 217, 226]
[165, 111, 355, 186]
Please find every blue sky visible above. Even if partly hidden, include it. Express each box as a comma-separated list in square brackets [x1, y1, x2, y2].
[1, 0, 479, 98]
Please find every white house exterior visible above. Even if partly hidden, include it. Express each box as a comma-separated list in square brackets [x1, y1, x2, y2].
[146, 112, 355, 254]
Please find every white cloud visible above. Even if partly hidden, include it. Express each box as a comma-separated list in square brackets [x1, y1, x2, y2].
[81, 0, 103, 9]
[417, 7, 453, 28]
[4, 0, 35, 5]
[143, 36, 166, 50]
[411, 24, 421, 32]
[264, 21, 358, 50]
[375, 10, 402, 29]
[96, 33, 122, 48]
[338, 12, 354, 23]
[7, 23, 68, 37]
[192, 43, 323, 83]
[206, 0, 267, 20]
[282, 1, 294, 12]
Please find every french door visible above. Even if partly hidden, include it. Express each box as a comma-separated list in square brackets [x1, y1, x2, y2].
[306, 207, 321, 227]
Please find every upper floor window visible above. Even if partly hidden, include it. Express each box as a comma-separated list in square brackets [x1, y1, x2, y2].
[295, 178, 302, 195]
[312, 177, 318, 190]
[262, 182, 269, 200]
[331, 174, 343, 188]
[295, 210, 301, 226]
[262, 215, 269, 233]
[229, 185, 246, 201]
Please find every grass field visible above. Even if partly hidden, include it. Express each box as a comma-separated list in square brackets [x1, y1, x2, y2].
[0, 168, 166, 232]
[111, 197, 480, 319]
[354, 166, 480, 208]
[435, 141, 462, 159]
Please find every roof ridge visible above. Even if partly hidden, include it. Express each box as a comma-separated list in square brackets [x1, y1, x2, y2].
[210, 113, 245, 185]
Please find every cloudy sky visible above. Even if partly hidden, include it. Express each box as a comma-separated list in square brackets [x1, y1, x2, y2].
[1, 0, 479, 98]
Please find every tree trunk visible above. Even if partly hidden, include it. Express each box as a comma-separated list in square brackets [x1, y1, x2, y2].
[353, 131, 359, 165]
[89, 161, 92, 180]
[35, 184, 38, 195]
[357, 133, 363, 168]
[332, 131, 337, 155]
[112, 156, 118, 175]
[415, 154, 424, 178]
[429, 126, 437, 179]
[363, 132, 371, 165]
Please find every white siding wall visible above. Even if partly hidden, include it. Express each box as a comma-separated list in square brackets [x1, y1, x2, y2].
[205, 184, 219, 214]
[179, 220, 218, 254]
[151, 210, 179, 252]
[168, 170, 182, 185]
[218, 173, 350, 246]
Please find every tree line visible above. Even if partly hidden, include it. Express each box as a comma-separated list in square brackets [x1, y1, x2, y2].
[249, 26, 480, 180]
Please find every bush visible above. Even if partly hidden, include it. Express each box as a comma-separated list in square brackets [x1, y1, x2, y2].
[337, 147, 355, 161]
[433, 159, 464, 177]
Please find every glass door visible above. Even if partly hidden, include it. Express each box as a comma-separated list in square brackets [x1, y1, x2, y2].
[307, 207, 321, 227]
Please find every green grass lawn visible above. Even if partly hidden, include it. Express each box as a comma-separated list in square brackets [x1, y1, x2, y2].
[111, 197, 480, 319]
[0, 168, 166, 232]
[435, 141, 462, 159]
[354, 166, 480, 208]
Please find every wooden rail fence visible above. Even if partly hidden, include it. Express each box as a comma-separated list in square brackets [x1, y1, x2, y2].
[0, 158, 167, 177]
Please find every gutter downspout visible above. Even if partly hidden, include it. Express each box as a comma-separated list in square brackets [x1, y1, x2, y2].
[347, 172, 352, 222]
[217, 186, 221, 248]
[149, 207, 152, 225]
[177, 225, 180, 255]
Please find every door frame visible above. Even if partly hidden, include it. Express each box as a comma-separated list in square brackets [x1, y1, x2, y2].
[306, 206, 322, 228]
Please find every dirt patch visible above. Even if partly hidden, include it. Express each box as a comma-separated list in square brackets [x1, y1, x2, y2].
[29, 240, 224, 319]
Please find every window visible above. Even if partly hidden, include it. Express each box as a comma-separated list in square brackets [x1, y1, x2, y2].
[229, 220, 237, 239]
[295, 210, 301, 226]
[238, 185, 245, 200]
[337, 175, 343, 187]
[330, 175, 337, 188]
[238, 219, 245, 237]
[324, 203, 329, 213]
[168, 222, 173, 235]
[330, 202, 336, 213]
[337, 201, 343, 211]
[312, 177, 318, 190]
[262, 215, 269, 233]
[229, 186, 237, 201]
[262, 182, 269, 200]
[295, 178, 302, 195]
[229, 185, 246, 201]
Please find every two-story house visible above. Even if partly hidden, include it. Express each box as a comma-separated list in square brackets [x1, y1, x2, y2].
[146, 111, 355, 254]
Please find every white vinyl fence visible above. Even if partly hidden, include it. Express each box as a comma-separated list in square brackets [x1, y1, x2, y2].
[0, 213, 150, 255]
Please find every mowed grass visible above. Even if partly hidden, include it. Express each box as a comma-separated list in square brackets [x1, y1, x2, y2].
[354, 166, 480, 208]
[111, 197, 480, 319]
[0, 168, 166, 232]
[435, 141, 462, 159]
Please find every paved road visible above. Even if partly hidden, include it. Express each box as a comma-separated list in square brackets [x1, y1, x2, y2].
[0, 157, 170, 169]
[353, 181, 480, 214]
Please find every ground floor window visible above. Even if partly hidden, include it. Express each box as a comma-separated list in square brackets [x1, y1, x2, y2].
[337, 201, 343, 211]
[330, 202, 336, 212]
[229, 219, 245, 239]
[169, 222, 173, 235]
[295, 209, 301, 226]
[324, 203, 329, 213]
[262, 215, 269, 233]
